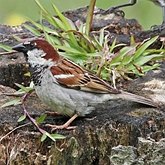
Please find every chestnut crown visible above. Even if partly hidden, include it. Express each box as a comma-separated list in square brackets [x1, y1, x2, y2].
[12, 39, 60, 61]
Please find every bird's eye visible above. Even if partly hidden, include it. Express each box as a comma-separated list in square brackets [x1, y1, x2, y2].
[23, 41, 37, 50]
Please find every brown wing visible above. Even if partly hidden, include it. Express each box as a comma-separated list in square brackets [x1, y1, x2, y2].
[50, 58, 120, 94]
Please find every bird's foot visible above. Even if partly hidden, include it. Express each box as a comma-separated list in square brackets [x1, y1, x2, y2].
[46, 114, 78, 131]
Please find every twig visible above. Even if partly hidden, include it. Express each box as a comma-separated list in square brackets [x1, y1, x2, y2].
[21, 92, 46, 134]
[22, 103, 46, 135]
[0, 123, 30, 142]
[0, 51, 16, 56]
[2, 92, 24, 97]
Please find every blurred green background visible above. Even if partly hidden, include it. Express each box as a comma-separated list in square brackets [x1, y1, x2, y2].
[0, 0, 162, 30]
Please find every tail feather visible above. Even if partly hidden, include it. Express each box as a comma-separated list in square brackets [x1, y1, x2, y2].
[119, 91, 157, 107]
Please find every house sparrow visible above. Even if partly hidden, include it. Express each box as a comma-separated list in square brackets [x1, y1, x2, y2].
[109, 0, 165, 24]
[12, 39, 157, 129]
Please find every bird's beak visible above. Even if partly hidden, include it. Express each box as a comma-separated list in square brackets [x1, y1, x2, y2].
[12, 43, 28, 53]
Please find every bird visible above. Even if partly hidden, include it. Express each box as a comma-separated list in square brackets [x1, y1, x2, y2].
[108, 0, 165, 24]
[12, 39, 157, 129]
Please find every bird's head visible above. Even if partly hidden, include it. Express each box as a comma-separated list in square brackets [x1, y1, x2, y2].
[12, 39, 60, 67]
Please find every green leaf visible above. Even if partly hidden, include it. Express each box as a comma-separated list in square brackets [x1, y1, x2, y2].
[133, 36, 158, 59]
[44, 15, 60, 29]
[54, 45, 83, 54]
[15, 83, 33, 93]
[36, 114, 47, 124]
[35, 0, 49, 14]
[17, 114, 26, 122]
[51, 2, 71, 31]
[51, 2, 78, 46]
[13, 89, 26, 95]
[45, 132, 65, 141]
[23, 24, 41, 36]
[50, 133, 66, 140]
[1, 98, 22, 108]
[134, 54, 163, 66]
[45, 33, 62, 46]
[120, 55, 134, 66]
[0, 43, 12, 52]
[40, 130, 64, 142]
[109, 39, 117, 53]
[110, 46, 134, 66]
[45, 132, 56, 141]
[142, 63, 160, 72]
[41, 133, 47, 142]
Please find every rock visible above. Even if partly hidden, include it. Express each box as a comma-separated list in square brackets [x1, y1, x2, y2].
[110, 137, 165, 165]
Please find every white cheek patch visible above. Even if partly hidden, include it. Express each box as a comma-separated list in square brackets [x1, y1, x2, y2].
[54, 74, 75, 79]
[27, 49, 46, 58]
[27, 49, 54, 67]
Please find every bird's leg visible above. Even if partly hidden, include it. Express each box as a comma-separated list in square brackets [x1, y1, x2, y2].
[46, 114, 78, 130]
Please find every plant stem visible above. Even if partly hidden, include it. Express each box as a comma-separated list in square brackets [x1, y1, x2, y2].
[85, 0, 96, 36]
[21, 92, 46, 135]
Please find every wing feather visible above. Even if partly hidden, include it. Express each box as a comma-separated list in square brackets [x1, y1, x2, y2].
[50, 58, 120, 94]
